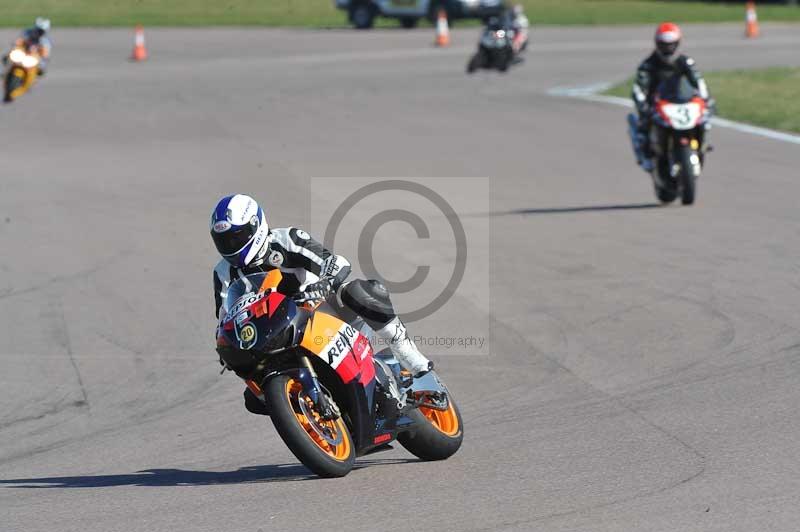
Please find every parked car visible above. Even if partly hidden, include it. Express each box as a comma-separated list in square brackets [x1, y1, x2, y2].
[335, 0, 505, 30]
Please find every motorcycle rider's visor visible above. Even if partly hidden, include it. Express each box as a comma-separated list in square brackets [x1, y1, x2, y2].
[212, 224, 257, 256]
[656, 41, 678, 57]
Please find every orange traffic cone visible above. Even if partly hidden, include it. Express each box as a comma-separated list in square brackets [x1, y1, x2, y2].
[435, 9, 450, 47]
[131, 25, 148, 61]
[745, 1, 760, 38]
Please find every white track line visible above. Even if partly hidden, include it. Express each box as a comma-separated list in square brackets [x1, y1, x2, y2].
[548, 83, 800, 146]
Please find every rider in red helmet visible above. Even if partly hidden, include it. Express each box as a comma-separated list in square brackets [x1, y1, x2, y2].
[631, 22, 713, 171]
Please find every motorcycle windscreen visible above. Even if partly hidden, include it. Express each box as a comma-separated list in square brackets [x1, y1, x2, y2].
[656, 75, 697, 104]
[219, 271, 301, 355]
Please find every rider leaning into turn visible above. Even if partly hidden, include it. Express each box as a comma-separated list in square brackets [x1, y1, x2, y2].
[505, 4, 529, 54]
[5, 17, 52, 75]
[210, 194, 434, 415]
[632, 22, 711, 171]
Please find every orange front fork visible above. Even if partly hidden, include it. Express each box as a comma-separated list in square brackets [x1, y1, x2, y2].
[245, 379, 263, 397]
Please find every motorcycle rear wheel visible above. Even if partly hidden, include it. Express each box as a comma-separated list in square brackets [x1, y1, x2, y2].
[398, 394, 463, 461]
[265, 374, 355, 478]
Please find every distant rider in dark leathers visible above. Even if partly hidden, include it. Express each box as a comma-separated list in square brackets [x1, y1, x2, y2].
[632, 22, 712, 171]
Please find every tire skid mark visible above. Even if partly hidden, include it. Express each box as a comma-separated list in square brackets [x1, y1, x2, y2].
[0, 251, 130, 302]
[487, 314, 706, 482]
[0, 374, 225, 467]
[0, 398, 87, 431]
[468, 462, 706, 532]
[52, 297, 90, 413]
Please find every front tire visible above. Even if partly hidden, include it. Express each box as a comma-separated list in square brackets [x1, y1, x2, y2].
[467, 51, 484, 73]
[398, 395, 463, 461]
[654, 157, 677, 204]
[4, 70, 23, 102]
[677, 146, 698, 205]
[265, 374, 355, 478]
[497, 49, 512, 72]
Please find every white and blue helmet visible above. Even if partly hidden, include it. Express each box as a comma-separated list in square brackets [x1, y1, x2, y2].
[210, 194, 270, 268]
[34, 17, 51, 33]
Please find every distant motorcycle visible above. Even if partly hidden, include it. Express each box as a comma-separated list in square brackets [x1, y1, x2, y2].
[629, 75, 713, 205]
[3, 45, 40, 103]
[467, 23, 514, 73]
[216, 270, 464, 478]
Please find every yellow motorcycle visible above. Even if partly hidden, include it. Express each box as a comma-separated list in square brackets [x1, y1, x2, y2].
[3, 46, 41, 103]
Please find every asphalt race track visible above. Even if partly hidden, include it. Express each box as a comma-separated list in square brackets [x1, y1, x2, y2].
[2, 24, 800, 532]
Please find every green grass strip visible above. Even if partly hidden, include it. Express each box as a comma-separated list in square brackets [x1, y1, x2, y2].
[1, 0, 799, 28]
[605, 67, 800, 134]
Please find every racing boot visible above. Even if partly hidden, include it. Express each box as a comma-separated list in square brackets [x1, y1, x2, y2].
[374, 317, 433, 378]
[628, 113, 655, 172]
[639, 134, 655, 172]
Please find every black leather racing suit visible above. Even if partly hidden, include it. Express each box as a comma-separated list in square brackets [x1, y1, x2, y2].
[632, 52, 710, 155]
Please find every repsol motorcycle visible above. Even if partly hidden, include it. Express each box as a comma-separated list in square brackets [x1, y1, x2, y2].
[628, 75, 713, 205]
[216, 270, 464, 478]
[467, 23, 514, 73]
[3, 45, 41, 103]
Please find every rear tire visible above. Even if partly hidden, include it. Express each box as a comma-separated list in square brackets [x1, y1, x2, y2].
[400, 17, 418, 28]
[398, 395, 463, 461]
[655, 185, 677, 204]
[265, 374, 355, 478]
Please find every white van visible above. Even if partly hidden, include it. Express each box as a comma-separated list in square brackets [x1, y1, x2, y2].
[335, 0, 505, 29]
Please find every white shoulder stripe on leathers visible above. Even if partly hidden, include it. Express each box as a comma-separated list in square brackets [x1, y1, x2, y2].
[270, 228, 325, 266]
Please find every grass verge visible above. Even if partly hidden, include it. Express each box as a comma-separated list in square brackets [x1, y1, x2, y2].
[1, 0, 799, 28]
[604, 67, 800, 134]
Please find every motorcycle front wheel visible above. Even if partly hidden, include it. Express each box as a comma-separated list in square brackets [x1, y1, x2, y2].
[398, 393, 463, 461]
[677, 145, 698, 205]
[265, 374, 355, 478]
[654, 157, 677, 204]
[467, 51, 484, 74]
[4, 70, 23, 102]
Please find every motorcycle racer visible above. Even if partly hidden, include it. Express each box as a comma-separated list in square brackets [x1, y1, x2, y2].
[506, 4, 529, 54]
[631, 22, 711, 171]
[4, 18, 52, 75]
[210, 194, 434, 415]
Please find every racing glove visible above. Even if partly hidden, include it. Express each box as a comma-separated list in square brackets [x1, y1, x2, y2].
[295, 278, 334, 303]
[706, 97, 717, 115]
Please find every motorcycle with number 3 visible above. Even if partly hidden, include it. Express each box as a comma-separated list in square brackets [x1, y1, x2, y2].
[3, 45, 41, 103]
[628, 75, 713, 205]
[216, 270, 463, 478]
